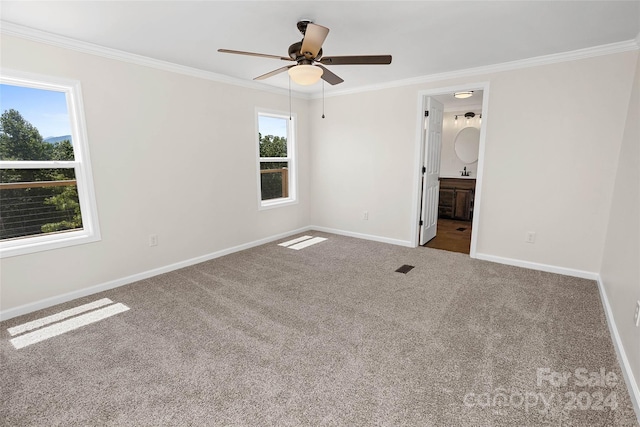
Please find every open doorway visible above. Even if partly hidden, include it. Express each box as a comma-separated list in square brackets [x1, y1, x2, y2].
[412, 83, 489, 257]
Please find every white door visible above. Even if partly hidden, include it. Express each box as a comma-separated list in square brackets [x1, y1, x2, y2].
[419, 97, 444, 245]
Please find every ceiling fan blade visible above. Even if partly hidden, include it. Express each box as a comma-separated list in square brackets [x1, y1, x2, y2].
[300, 23, 329, 59]
[320, 55, 392, 65]
[254, 65, 296, 81]
[218, 49, 292, 62]
[316, 65, 344, 85]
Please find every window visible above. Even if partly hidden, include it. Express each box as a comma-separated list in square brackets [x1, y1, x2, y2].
[0, 70, 100, 257]
[257, 111, 296, 208]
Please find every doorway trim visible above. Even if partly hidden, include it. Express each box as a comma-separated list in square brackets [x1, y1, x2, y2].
[410, 81, 490, 258]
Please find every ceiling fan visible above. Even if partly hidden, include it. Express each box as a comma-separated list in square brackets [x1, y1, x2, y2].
[218, 20, 392, 86]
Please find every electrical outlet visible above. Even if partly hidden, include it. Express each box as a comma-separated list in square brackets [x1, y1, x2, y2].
[148, 234, 158, 247]
[526, 231, 536, 243]
[634, 301, 640, 327]
[363, 211, 368, 220]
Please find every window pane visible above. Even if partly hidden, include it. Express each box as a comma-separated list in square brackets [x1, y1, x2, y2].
[0, 168, 82, 240]
[257, 112, 294, 207]
[260, 161, 289, 200]
[258, 115, 288, 158]
[0, 84, 74, 161]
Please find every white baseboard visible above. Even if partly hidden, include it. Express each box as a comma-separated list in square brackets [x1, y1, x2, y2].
[0, 226, 405, 321]
[2, 227, 638, 422]
[473, 252, 599, 280]
[0, 226, 312, 321]
[474, 252, 639, 421]
[309, 225, 414, 248]
[596, 276, 640, 422]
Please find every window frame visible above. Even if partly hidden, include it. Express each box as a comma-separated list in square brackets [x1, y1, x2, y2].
[256, 109, 297, 210]
[0, 69, 101, 258]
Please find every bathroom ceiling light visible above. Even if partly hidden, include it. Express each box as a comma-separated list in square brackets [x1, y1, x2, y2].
[455, 112, 481, 125]
[454, 91, 474, 99]
[288, 65, 323, 85]
[464, 111, 476, 124]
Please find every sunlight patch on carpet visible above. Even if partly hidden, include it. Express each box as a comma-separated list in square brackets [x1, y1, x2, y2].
[8, 301, 129, 349]
[278, 235, 313, 247]
[7, 298, 114, 336]
[278, 236, 327, 250]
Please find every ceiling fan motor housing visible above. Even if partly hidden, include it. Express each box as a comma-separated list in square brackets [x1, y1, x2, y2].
[289, 41, 322, 62]
[296, 20, 312, 35]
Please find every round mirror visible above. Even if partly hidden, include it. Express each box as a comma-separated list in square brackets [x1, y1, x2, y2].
[454, 127, 480, 164]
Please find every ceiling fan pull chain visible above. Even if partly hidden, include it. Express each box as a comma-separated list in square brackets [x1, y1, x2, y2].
[322, 81, 325, 119]
[289, 75, 292, 120]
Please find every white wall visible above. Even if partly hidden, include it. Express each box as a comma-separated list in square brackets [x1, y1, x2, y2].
[0, 29, 638, 409]
[440, 111, 482, 178]
[600, 52, 640, 397]
[0, 35, 311, 312]
[309, 89, 418, 242]
[310, 51, 638, 273]
[1, 33, 637, 323]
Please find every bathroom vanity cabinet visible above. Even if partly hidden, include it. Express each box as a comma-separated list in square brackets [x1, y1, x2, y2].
[438, 178, 476, 221]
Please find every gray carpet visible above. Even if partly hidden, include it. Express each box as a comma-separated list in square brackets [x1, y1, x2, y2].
[1, 232, 638, 426]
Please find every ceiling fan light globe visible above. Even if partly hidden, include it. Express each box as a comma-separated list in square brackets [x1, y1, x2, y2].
[288, 65, 323, 85]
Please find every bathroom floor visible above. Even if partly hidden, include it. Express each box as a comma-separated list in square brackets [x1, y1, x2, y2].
[423, 218, 472, 254]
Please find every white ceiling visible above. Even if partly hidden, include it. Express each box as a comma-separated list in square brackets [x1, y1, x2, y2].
[1, 1, 639, 95]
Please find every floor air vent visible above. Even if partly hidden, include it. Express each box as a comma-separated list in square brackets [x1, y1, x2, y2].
[395, 265, 414, 274]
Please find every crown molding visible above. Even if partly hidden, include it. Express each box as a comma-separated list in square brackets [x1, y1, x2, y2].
[0, 21, 312, 100]
[316, 38, 640, 99]
[2, 20, 637, 101]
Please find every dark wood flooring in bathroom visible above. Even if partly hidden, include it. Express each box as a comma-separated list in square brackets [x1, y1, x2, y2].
[423, 218, 472, 254]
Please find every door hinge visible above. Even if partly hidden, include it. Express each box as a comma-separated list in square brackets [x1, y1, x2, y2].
[419, 220, 424, 226]
[424, 110, 429, 117]
[422, 166, 426, 174]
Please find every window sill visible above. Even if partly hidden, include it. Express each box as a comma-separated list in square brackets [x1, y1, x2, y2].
[259, 197, 298, 211]
[0, 229, 101, 258]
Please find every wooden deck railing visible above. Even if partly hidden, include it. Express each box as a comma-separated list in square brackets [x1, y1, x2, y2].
[0, 180, 77, 190]
[260, 168, 288, 198]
